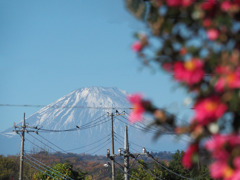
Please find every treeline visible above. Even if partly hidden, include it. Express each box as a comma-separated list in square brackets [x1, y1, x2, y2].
[129, 150, 211, 180]
[0, 150, 210, 179]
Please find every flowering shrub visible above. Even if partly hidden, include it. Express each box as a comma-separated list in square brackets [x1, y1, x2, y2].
[127, 94, 146, 123]
[173, 58, 205, 85]
[126, 0, 240, 179]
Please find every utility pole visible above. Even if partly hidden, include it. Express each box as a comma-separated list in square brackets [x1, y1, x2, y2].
[19, 113, 26, 180]
[107, 110, 126, 180]
[110, 112, 115, 180]
[13, 113, 38, 180]
[106, 122, 148, 179]
[124, 126, 129, 180]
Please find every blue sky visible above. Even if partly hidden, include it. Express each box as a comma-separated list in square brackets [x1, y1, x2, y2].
[0, 0, 190, 131]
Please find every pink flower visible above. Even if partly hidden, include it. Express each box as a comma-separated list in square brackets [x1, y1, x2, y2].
[166, 0, 193, 7]
[181, 0, 193, 7]
[206, 134, 240, 152]
[206, 135, 240, 179]
[194, 97, 227, 125]
[173, 59, 204, 85]
[201, 0, 217, 10]
[216, 66, 231, 74]
[215, 70, 240, 92]
[210, 161, 233, 179]
[128, 94, 145, 123]
[207, 29, 219, 41]
[221, 1, 232, 11]
[132, 41, 143, 52]
[166, 0, 181, 7]
[228, 134, 240, 146]
[231, 170, 240, 180]
[234, 157, 240, 169]
[182, 143, 198, 169]
[205, 135, 230, 160]
[203, 19, 212, 27]
[205, 135, 228, 151]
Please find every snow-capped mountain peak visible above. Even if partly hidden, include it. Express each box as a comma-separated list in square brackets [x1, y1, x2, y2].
[0, 87, 187, 155]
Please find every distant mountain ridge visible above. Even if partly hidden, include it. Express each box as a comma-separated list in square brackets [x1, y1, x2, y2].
[0, 87, 187, 155]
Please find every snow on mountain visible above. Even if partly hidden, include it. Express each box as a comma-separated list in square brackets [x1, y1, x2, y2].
[0, 87, 188, 155]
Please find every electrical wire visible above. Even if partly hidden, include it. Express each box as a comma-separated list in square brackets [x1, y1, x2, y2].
[37, 134, 68, 153]
[78, 117, 110, 130]
[89, 138, 111, 155]
[134, 157, 163, 180]
[113, 132, 149, 153]
[25, 154, 73, 180]
[115, 116, 170, 135]
[115, 117, 148, 132]
[65, 133, 111, 152]
[114, 136, 124, 147]
[114, 161, 140, 180]
[129, 154, 140, 170]
[146, 154, 193, 180]
[85, 137, 111, 154]
[38, 128, 77, 133]
[113, 132, 141, 153]
[122, 113, 175, 134]
[38, 114, 110, 133]
[24, 159, 58, 180]
[0, 103, 132, 109]
[25, 156, 67, 179]
[121, 115, 157, 132]
[118, 115, 191, 145]
[28, 133, 58, 152]
[24, 157, 63, 179]
[25, 137, 49, 152]
[74, 114, 108, 129]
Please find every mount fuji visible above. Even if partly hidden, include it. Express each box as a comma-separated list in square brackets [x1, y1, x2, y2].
[0, 87, 188, 155]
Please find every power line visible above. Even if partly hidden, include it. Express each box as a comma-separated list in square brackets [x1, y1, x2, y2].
[74, 114, 108, 129]
[78, 116, 110, 130]
[25, 154, 73, 180]
[89, 138, 111, 155]
[65, 133, 111, 152]
[114, 161, 140, 180]
[123, 113, 175, 134]
[133, 157, 162, 180]
[114, 117, 148, 132]
[115, 116, 170, 135]
[82, 137, 111, 154]
[117, 115, 191, 144]
[114, 135, 124, 147]
[114, 132, 159, 153]
[25, 156, 67, 179]
[27, 133, 58, 152]
[115, 133, 191, 180]
[114, 133, 140, 154]
[37, 134, 68, 153]
[24, 160, 58, 180]
[38, 114, 110, 133]
[122, 114, 163, 131]
[25, 138, 49, 152]
[0, 103, 133, 109]
[144, 153, 193, 180]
